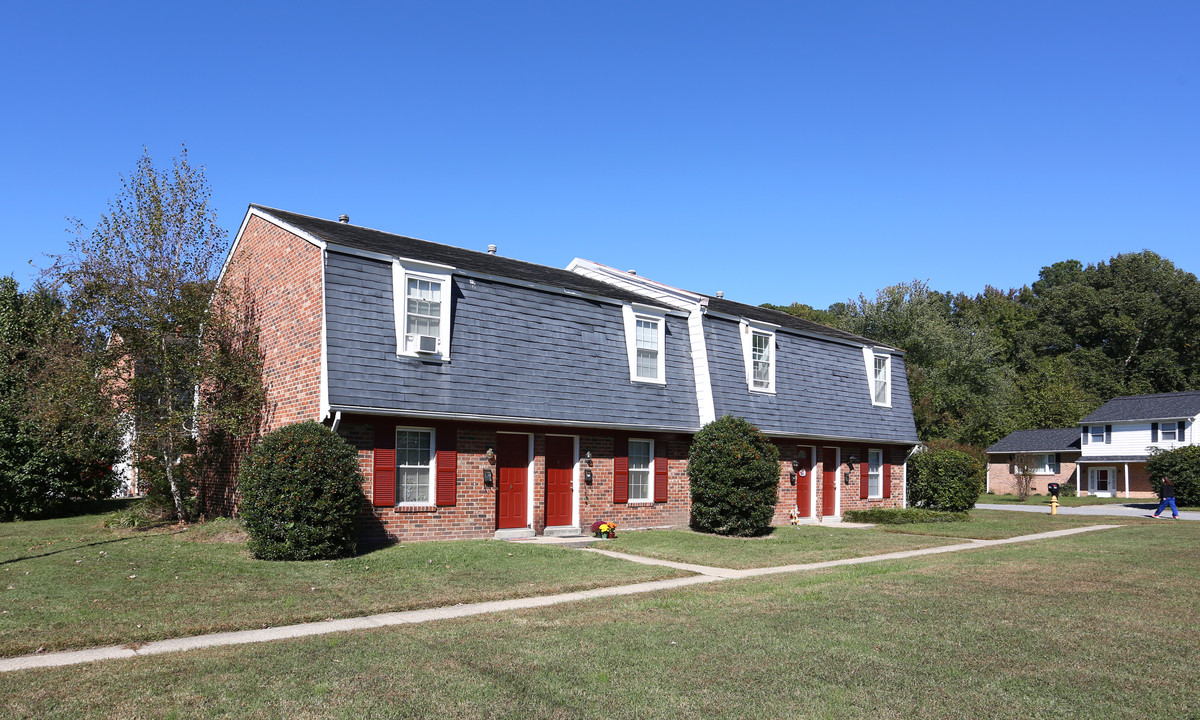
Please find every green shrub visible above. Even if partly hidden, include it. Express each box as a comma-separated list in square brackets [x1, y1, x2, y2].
[102, 501, 173, 529]
[1146, 445, 1200, 506]
[687, 415, 780, 536]
[237, 421, 365, 560]
[843, 507, 968, 524]
[908, 448, 984, 512]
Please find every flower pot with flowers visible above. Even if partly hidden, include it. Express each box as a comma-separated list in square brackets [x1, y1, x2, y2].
[591, 519, 618, 539]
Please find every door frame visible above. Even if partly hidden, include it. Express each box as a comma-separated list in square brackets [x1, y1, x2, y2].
[496, 431, 534, 530]
[1088, 466, 1116, 498]
[822, 446, 841, 518]
[544, 433, 580, 529]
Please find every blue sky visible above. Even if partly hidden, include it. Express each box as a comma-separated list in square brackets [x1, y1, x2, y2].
[1, 1, 1196, 310]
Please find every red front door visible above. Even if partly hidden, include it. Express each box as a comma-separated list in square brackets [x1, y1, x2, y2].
[797, 446, 813, 518]
[545, 436, 574, 527]
[822, 447, 838, 516]
[497, 433, 529, 530]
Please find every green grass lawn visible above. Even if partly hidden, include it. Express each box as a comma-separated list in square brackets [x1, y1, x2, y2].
[2, 518, 1195, 718]
[983, 493, 1197, 510]
[601, 524, 962, 569]
[0, 511, 687, 658]
[871, 508, 1152, 540]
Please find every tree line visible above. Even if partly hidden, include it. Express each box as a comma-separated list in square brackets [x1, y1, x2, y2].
[0, 147, 262, 521]
[765, 250, 1200, 450]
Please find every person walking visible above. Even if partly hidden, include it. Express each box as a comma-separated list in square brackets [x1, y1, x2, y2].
[1153, 476, 1180, 519]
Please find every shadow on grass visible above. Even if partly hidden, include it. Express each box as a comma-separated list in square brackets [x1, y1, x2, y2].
[1, 529, 187, 567]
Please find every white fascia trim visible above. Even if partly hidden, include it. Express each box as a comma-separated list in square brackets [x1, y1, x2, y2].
[688, 306, 716, 425]
[705, 308, 888, 352]
[567, 258, 703, 311]
[622, 304, 667, 384]
[393, 260, 454, 359]
[319, 249, 330, 421]
[457, 268, 651, 311]
[329, 405, 699, 434]
[215, 206, 328, 290]
[740, 318, 777, 394]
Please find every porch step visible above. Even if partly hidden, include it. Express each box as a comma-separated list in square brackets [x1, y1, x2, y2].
[493, 528, 536, 540]
[543, 525, 582, 537]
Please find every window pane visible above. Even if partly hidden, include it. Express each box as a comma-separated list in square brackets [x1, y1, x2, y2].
[629, 440, 652, 501]
[874, 356, 888, 403]
[752, 333, 771, 388]
[636, 349, 658, 379]
[868, 450, 882, 496]
[395, 430, 432, 504]
[406, 279, 441, 340]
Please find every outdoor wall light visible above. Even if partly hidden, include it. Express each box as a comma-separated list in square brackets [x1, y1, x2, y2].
[789, 473, 797, 485]
[585, 450, 593, 466]
[790, 459, 801, 472]
[485, 447, 495, 463]
[584, 469, 594, 484]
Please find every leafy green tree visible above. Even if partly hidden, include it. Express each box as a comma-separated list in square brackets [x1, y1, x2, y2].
[0, 278, 120, 520]
[688, 415, 780, 536]
[835, 280, 1016, 446]
[1146, 446, 1200, 507]
[47, 147, 262, 521]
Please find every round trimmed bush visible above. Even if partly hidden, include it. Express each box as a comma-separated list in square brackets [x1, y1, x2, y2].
[688, 415, 780, 536]
[1147, 445, 1200, 506]
[908, 448, 984, 512]
[237, 421, 365, 560]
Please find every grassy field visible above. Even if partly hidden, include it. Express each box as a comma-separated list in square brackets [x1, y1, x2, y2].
[982, 493, 1195, 509]
[2, 517, 1195, 718]
[601, 524, 962, 569]
[0, 511, 687, 657]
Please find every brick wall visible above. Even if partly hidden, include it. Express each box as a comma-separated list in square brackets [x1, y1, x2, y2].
[987, 455, 1079, 496]
[199, 214, 325, 515]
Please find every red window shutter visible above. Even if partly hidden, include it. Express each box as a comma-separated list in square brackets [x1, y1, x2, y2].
[613, 435, 629, 503]
[373, 421, 396, 507]
[883, 453, 892, 498]
[435, 425, 457, 506]
[654, 437, 669, 503]
[859, 447, 869, 500]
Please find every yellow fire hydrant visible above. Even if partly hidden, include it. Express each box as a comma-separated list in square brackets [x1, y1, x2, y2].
[1050, 496, 1058, 515]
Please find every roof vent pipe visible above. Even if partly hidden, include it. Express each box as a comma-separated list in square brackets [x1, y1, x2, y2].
[716, 291, 724, 298]
[338, 214, 349, 223]
[627, 269, 637, 275]
[487, 244, 497, 255]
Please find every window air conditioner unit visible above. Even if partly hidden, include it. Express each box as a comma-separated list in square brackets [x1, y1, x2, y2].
[415, 335, 439, 354]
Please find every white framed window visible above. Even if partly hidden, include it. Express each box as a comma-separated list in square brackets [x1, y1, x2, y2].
[739, 319, 778, 393]
[868, 449, 883, 498]
[628, 438, 654, 502]
[393, 259, 454, 359]
[863, 348, 892, 407]
[1161, 421, 1182, 442]
[396, 427, 436, 505]
[1033, 453, 1056, 475]
[1089, 426, 1106, 444]
[621, 304, 667, 384]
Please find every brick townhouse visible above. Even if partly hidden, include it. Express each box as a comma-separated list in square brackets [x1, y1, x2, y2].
[203, 205, 920, 543]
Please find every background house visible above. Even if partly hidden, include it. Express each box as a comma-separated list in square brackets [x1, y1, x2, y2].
[986, 428, 1081, 495]
[1075, 391, 1200, 498]
[204, 206, 920, 543]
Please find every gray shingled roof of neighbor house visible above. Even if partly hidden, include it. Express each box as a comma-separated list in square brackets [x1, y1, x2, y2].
[987, 428, 1082, 454]
[1080, 391, 1200, 423]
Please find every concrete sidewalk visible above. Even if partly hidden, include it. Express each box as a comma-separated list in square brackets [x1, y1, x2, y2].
[0, 524, 1118, 674]
[977, 502, 1200, 521]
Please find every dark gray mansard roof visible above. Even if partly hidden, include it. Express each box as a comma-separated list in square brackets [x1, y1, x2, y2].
[1079, 391, 1200, 424]
[253, 205, 892, 350]
[987, 428, 1082, 455]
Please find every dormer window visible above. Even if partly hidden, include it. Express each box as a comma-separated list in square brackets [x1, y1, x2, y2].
[622, 304, 667, 384]
[739, 319, 777, 393]
[393, 259, 454, 359]
[864, 349, 892, 407]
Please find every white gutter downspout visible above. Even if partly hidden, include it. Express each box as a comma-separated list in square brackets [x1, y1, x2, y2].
[903, 444, 920, 509]
[330, 411, 342, 435]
